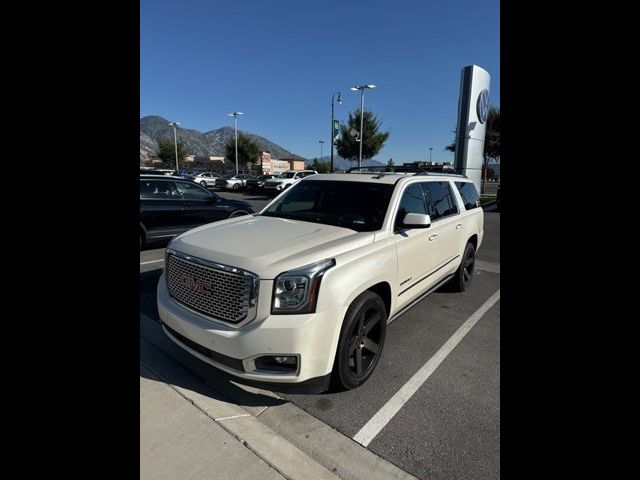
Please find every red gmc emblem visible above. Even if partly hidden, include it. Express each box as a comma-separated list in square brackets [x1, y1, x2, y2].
[179, 275, 213, 295]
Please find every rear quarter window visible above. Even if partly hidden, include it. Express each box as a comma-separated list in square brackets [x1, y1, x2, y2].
[455, 182, 480, 210]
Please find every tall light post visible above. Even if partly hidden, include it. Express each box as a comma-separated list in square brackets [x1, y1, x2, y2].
[350, 84, 376, 169]
[429, 146, 433, 162]
[168, 121, 181, 172]
[227, 112, 243, 174]
[318, 140, 325, 163]
[331, 92, 342, 173]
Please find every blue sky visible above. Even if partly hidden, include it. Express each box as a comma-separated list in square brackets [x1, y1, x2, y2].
[140, 0, 499, 164]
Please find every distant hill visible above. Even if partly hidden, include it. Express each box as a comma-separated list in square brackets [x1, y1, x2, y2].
[140, 115, 306, 160]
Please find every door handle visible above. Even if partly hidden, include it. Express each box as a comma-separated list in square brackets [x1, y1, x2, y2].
[429, 234, 438, 241]
[455, 224, 463, 230]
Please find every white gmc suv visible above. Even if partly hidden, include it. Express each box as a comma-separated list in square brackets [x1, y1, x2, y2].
[157, 172, 483, 393]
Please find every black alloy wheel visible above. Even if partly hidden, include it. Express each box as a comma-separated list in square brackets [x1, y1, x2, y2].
[332, 291, 387, 390]
[450, 242, 476, 292]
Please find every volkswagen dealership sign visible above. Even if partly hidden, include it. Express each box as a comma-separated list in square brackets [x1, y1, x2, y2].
[476, 89, 490, 124]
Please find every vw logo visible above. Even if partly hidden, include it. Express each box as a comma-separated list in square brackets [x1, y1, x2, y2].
[476, 89, 490, 124]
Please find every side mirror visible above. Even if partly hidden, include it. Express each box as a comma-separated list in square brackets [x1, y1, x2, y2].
[403, 212, 431, 228]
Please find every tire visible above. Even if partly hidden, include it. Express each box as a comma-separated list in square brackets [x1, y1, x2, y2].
[331, 291, 387, 390]
[200, 181, 208, 188]
[229, 210, 249, 218]
[449, 242, 476, 292]
[233, 183, 240, 191]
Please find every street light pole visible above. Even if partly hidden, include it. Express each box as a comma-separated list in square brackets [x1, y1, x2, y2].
[227, 112, 243, 174]
[319, 140, 324, 163]
[429, 146, 433, 162]
[331, 92, 341, 173]
[350, 84, 376, 169]
[168, 122, 181, 172]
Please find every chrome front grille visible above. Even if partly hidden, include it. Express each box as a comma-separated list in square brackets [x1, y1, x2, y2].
[166, 252, 259, 324]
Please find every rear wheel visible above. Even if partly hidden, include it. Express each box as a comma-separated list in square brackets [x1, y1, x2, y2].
[449, 242, 476, 292]
[200, 180, 208, 188]
[332, 291, 387, 390]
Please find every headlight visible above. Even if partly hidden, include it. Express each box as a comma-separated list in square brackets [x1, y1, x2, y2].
[271, 259, 336, 314]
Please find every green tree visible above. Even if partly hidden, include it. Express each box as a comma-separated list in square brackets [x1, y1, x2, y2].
[225, 132, 261, 172]
[157, 137, 187, 169]
[336, 110, 390, 165]
[445, 106, 500, 193]
[387, 158, 395, 167]
[309, 158, 330, 173]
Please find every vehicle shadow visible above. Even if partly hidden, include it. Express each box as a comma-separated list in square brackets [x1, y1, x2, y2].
[140, 268, 288, 407]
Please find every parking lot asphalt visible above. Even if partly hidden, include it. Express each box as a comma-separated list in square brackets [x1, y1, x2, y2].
[139, 190, 500, 479]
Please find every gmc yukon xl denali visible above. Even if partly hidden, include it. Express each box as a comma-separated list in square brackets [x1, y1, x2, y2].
[157, 172, 483, 393]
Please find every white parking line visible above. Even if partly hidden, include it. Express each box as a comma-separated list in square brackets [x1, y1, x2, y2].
[353, 289, 501, 447]
[140, 259, 164, 266]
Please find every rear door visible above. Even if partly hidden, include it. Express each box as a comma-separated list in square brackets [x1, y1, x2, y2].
[174, 181, 227, 226]
[421, 181, 464, 279]
[139, 179, 187, 239]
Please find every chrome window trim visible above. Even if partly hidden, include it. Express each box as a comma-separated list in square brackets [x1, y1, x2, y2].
[165, 248, 260, 329]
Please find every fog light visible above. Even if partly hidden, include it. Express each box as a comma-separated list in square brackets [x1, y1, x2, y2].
[254, 355, 298, 372]
[275, 356, 295, 364]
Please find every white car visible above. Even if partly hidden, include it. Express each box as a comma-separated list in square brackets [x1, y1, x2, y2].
[193, 172, 222, 188]
[262, 170, 317, 193]
[157, 172, 483, 393]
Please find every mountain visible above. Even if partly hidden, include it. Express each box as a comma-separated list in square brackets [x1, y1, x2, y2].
[140, 115, 306, 160]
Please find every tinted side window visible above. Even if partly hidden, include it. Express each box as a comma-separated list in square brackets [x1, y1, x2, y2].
[455, 181, 480, 210]
[396, 183, 427, 229]
[175, 182, 212, 200]
[140, 180, 179, 199]
[423, 182, 457, 220]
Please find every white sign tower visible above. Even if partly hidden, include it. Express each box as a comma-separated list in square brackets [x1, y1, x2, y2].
[453, 65, 491, 193]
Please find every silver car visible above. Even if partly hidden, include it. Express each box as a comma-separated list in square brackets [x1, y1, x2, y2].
[214, 174, 255, 191]
[193, 172, 222, 188]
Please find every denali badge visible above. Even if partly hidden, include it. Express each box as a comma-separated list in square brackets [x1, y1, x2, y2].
[179, 275, 213, 295]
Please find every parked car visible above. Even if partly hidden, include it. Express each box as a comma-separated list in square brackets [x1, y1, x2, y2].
[246, 174, 276, 193]
[157, 171, 483, 393]
[139, 168, 173, 176]
[193, 172, 222, 188]
[262, 170, 317, 194]
[214, 173, 255, 191]
[140, 175, 253, 249]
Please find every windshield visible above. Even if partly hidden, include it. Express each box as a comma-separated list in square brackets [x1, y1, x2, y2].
[261, 180, 394, 232]
[279, 172, 296, 178]
[222, 174, 234, 179]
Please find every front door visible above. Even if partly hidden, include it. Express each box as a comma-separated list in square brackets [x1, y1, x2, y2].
[392, 183, 442, 308]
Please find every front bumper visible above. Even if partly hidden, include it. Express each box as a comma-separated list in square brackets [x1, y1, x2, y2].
[157, 274, 345, 384]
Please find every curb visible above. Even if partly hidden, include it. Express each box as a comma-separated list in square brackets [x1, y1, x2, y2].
[140, 313, 418, 480]
[141, 326, 340, 480]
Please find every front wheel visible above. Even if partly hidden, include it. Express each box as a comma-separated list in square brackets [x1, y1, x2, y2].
[331, 291, 387, 390]
[233, 183, 240, 191]
[228, 210, 249, 218]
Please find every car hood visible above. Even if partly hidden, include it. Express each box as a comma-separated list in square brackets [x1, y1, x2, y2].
[219, 198, 252, 209]
[266, 178, 292, 183]
[168, 215, 374, 279]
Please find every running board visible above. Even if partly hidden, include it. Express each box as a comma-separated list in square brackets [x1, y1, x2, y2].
[387, 274, 455, 325]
